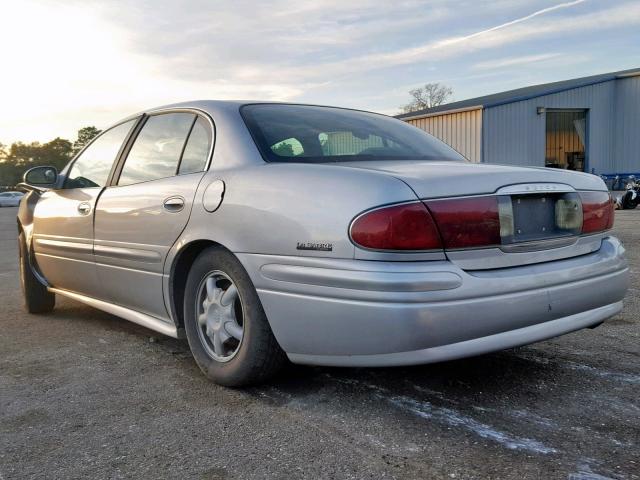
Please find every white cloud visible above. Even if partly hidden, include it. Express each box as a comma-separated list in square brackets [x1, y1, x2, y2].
[285, 1, 638, 80]
[0, 0, 638, 143]
[441, 0, 587, 45]
[472, 53, 563, 70]
[159, 0, 637, 87]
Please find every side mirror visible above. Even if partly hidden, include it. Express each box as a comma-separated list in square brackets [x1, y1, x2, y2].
[23, 166, 58, 187]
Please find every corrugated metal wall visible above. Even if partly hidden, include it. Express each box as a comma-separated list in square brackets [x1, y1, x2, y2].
[401, 76, 639, 173]
[614, 76, 640, 173]
[482, 81, 617, 172]
[405, 108, 482, 162]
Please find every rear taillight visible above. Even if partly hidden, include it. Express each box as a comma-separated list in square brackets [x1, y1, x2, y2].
[580, 191, 614, 234]
[425, 196, 501, 249]
[351, 191, 613, 253]
[350, 202, 442, 250]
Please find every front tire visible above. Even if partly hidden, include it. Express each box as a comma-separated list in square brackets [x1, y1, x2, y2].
[18, 232, 55, 314]
[183, 246, 286, 386]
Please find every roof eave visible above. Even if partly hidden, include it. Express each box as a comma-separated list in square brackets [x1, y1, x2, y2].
[397, 105, 483, 121]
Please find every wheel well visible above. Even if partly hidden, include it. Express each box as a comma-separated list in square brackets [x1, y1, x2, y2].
[16, 221, 50, 287]
[169, 240, 221, 329]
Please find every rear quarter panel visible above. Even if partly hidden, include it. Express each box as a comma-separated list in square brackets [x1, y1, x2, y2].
[169, 163, 420, 261]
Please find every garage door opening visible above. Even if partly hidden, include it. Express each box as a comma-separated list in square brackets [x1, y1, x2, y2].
[545, 109, 588, 171]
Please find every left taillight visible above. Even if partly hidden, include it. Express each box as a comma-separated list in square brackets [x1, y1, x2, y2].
[580, 191, 614, 234]
[350, 202, 442, 250]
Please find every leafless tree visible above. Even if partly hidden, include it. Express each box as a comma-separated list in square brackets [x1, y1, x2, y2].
[401, 83, 453, 113]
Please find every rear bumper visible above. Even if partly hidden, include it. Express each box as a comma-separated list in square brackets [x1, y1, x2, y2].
[238, 236, 629, 367]
[287, 302, 622, 367]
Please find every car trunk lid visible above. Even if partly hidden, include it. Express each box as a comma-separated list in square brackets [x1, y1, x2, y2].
[337, 160, 610, 269]
[336, 160, 605, 198]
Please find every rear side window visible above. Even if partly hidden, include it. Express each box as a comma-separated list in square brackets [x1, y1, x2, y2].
[178, 116, 212, 175]
[66, 120, 135, 188]
[118, 113, 195, 186]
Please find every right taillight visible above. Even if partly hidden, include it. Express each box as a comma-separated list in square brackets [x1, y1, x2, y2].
[425, 196, 501, 249]
[580, 191, 614, 234]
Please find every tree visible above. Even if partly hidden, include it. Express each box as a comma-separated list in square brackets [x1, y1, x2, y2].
[0, 138, 74, 187]
[40, 137, 74, 170]
[401, 83, 453, 113]
[72, 126, 101, 155]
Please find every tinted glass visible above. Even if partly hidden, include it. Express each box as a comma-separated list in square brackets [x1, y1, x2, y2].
[66, 120, 135, 188]
[271, 137, 304, 157]
[118, 113, 195, 186]
[178, 116, 212, 175]
[241, 104, 466, 163]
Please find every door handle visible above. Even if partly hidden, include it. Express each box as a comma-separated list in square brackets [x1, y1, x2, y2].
[163, 196, 185, 212]
[78, 202, 91, 215]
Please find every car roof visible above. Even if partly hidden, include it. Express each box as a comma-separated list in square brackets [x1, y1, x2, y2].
[95, 101, 401, 170]
[118, 100, 387, 124]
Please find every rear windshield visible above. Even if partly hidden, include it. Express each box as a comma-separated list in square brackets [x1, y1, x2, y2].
[241, 104, 466, 163]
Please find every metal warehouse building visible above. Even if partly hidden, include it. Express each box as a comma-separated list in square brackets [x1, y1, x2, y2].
[397, 68, 640, 176]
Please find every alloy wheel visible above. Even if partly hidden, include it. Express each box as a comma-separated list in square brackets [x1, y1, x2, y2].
[195, 270, 244, 362]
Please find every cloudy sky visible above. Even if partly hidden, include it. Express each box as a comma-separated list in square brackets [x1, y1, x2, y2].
[1, 0, 639, 144]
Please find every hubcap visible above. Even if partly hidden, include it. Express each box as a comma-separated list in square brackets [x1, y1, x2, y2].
[195, 271, 244, 362]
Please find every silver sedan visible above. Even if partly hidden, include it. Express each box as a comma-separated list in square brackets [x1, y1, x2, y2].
[17, 101, 629, 386]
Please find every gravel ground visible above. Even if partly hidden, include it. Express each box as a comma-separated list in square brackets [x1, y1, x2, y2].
[0, 206, 638, 480]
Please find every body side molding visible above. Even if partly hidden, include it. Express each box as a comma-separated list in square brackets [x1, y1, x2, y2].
[48, 288, 183, 338]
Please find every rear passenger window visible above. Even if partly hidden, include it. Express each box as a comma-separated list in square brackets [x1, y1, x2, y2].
[66, 120, 135, 189]
[178, 116, 212, 175]
[118, 113, 195, 186]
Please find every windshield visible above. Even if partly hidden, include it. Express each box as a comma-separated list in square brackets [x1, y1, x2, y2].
[241, 104, 466, 163]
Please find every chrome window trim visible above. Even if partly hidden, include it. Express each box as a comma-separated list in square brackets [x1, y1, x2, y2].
[140, 107, 216, 174]
[60, 117, 142, 190]
[111, 109, 215, 187]
[105, 107, 216, 188]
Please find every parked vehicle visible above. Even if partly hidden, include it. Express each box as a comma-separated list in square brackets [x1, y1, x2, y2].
[612, 174, 622, 191]
[621, 176, 639, 210]
[17, 101, 629, 386]
[0, 191, 24, 207]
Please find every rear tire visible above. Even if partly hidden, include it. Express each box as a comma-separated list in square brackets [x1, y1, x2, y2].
[622, 192, 638, 210]
[19, 232, 55, 314]
[183, 246, 287, 387]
